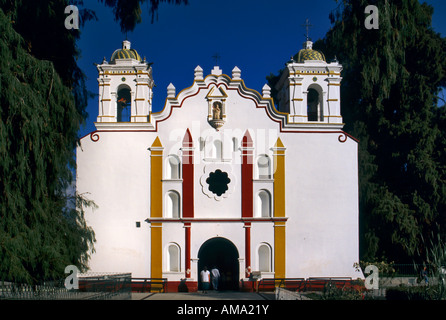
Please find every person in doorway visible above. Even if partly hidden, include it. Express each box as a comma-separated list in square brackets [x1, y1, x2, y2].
[211, 266, 220, 291]
[200, 266, 211, 293]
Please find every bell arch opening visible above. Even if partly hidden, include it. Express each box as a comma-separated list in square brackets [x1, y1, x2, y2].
[307, 85, 323, 122]
[117, 85, 131, 122]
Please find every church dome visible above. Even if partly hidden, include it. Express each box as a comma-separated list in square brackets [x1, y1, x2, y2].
[110, 40, 142, 62]
[295, 40, 325, 62]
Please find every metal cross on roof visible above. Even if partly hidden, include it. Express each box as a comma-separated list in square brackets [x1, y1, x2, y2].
[301, 18, 313, 41]
[212, 53, 221, 66]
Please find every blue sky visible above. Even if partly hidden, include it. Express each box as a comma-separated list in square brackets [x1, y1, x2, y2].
[76, 0, 446, 138]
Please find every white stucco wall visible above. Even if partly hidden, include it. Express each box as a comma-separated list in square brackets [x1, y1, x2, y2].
[77, 65, 362, 281]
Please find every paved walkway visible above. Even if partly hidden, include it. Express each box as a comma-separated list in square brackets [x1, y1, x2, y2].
[131, 291, 275, 300]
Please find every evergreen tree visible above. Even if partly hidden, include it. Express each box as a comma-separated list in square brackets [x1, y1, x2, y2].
[318, 0, 446, 262]
[0, 0, 187, 284]
[99, 0, 189, 32]
[0, 6, 95, 283]
[268, 0, 446, 263]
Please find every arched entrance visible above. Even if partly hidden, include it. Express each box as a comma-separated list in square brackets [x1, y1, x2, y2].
[198, 237, 239, 290]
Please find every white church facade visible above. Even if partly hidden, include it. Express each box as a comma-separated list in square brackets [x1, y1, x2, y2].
[76, 39, 363, 291]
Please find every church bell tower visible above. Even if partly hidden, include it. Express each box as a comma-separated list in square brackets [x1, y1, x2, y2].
[96, 40, 154, 123]
[275, 35, 343, 125]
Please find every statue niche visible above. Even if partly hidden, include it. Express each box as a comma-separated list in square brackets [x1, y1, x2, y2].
[209, 101, 225, 131]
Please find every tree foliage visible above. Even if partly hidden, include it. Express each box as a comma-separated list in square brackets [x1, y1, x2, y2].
[268, 0, 446, 263]
[318, 0, 446, 262]
[0, 6, 95, 284]
[98, 0, 188, 32]
[0, 0, 97, 120]
[0, 0, 187, 284]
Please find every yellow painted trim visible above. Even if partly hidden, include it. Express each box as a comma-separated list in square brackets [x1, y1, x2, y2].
[274, 221, 286, 279]
[150, 137, 163, 279]
[272, 138, 286, 278]
[150, 223, 163, 280]
[206, 86, 228, 99]
[289, 122, 346, 125]
[327, 99, 338, 101]
[272, 138, 286, 159]
[152, 73, 287, 117]
[104, 71, 147, 76]
[328, 83, 341, 86]
[290, 72, 341, 76]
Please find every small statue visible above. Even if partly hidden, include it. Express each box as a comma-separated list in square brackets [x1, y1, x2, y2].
[212, 102, 221, 120]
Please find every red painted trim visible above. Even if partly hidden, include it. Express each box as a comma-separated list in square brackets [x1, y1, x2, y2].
[130, 280, 198, 293]
[338, 131, 359, 143]
[182, 129, 194, 278]
[90, 132, 100, 142]
[182, 129, 194, 218]
[145, 217, 288, 223]
[80, 81, 359, 143]
[153, 89, 202, 130]
[81, 129, 358, 145]
[184, 223, 191, 278]
[241, 130, 253, 219]
[232, 85, 359, 143]
[166, 281, 198, 293]
[245, 222, 251, 278]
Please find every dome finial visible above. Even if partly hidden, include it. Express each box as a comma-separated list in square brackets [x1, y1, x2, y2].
[305, 40, 313, 50]
[301, 18, 314, 51]
[122, 40, 131, 50]
[301, 18, 313, 42]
